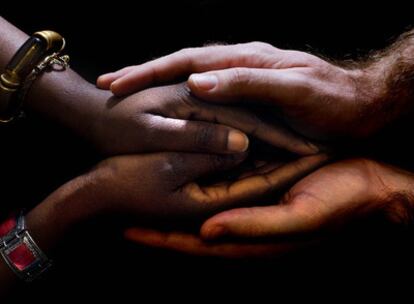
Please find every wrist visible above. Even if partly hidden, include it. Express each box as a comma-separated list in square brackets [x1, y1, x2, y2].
[0, 17, 28, 74]
[25, 172, 105, 250]
[355, 56, 414, 130]
[25, 68, 112, 144]
[347, 65, 390, 136]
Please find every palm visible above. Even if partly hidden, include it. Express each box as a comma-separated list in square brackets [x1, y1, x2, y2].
[280, 159, 386, 232]
[123, 159, 411, 258]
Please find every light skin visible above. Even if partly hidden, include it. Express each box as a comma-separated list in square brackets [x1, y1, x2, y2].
[99, 31, 414, 255]
[124, 158, 414, 258]
[2, 13, 414, 288]
[99, 35, 414, 141]
[0, 16, 326, 291]
[0, 16, 332, 289]
[0, 16, 320, 156]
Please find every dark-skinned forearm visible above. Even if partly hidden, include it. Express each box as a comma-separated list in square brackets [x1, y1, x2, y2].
[0, 171, 104, 294]
[26, 68, 111, 142]
[0, 16, 27, 72]
[0, 16, 110, 141]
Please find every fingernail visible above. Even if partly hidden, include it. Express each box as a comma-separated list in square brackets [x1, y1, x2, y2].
[314, 142, 333, 154]
[189, 74, 218, 91]
[97, 75, 109, 86]
[227, 130, 249, 152]
[110, 80, 118, 90]
[110, 81, 123, 95]
[307, 141, 320, 154]
[203, 225, 226, 240]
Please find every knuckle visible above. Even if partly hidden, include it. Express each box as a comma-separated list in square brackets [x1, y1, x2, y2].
[236, 42, 276, 63]
[309, 63, 331, 79]
[175, 47, 200, 69]
[292, 74, 315, 97]
[177, 47, 191, 55]
[163, 153, 186, 179]
[284, 190, 314, 205]
[194, 125, 216, 150]
[282, 190, 325, 228]
[248, 41, 274, 51]
[177, 47, 197, 59]
[383, 192, 414, 226]
[230, 67, 251, 86]
[206, 154, 229, 169]
[203, 42, 225, 47]
[175, 84, 198, 108]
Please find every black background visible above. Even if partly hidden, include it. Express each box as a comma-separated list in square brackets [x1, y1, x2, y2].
[2, 1, 414, 301]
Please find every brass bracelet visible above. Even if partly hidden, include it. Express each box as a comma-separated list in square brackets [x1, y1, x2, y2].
[0, 30, 69, 123]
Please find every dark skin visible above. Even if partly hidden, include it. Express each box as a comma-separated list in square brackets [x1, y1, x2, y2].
[124, 158, 414, 258]
[99, 40, 412, 140]
[100, 33, 414, 257]
[0, 151, 328, 291]
[0, 17, 319, 156]
[0, 16, 328, 291]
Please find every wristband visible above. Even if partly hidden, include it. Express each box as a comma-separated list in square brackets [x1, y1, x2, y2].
[0, 212, 52, 282]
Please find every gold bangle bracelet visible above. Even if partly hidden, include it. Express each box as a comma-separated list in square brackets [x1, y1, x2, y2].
[0, 30, 69, 123]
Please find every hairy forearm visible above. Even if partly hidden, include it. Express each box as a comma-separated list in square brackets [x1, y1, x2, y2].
[358, 29, 414, 123]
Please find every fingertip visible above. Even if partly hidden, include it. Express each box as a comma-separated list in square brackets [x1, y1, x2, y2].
[292, 141, 323, 156]
[96, 74, 113, 89]
[227, 130, 249, 153]
[110, 77, 142, 97]
[188, 73, 218, 92]
[313, 152, 331, 164]
[123, 228, 139, 240]
[306, 141, 321, 154]
[124, 227, 164, 245]
[200, 224, 226, 240]
[201, 210, 241, 239]
[110, 80, 126, 96]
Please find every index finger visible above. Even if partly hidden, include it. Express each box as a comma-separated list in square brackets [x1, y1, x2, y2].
[124, 227, 312, 258]
[183, 153, 329, 213]
[106, 43, 279, 96]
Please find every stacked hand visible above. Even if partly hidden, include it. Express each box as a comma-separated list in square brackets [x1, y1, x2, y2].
[0, 15, 328, 275]
[98, 42, 390, 140]
[3, 15, 414, 292]
[23, 76, 328, 254]
[84, 152, 327, 219]
[95, 41, 414, 257]
[89, 83, 319, 156]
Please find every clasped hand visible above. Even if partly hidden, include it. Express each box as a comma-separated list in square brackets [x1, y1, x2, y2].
[92, 42, 414, 257]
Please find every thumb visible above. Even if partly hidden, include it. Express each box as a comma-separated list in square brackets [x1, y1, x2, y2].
[180, 153, 328, 211]
[187, 68, 307, 106]
[200, 191, 324, 240]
